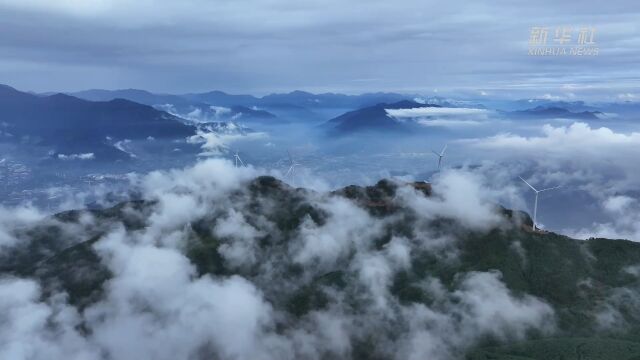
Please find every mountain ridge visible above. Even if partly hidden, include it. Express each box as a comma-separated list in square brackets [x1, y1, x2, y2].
[325, 100, 443, 133]
[3, 175, 640, 359]
[0, 85, 194, 160]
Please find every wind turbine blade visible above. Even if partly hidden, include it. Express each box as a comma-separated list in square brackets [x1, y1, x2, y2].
[238, 157, 245, 167]
[519, 176, 538, 192]
[441, 144, 447, 156]
[539, 185, 561, 193]
[431, 150, 440, 156]
[285, 166, 293, 177]
[287, 150, 294, 164]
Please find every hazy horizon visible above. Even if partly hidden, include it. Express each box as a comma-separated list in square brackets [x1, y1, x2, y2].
[0, 0, 637, 101]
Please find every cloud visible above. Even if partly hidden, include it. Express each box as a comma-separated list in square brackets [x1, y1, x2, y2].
[0, 158, 567, 360]
[398, 271, 554, 360]
[386, 107, 488, 117]
[57, 152, 95, 160]
[113, 139, 136, 158]
[398, 170, 506, 231]
[468, 122, 640, 154]
[292, 196, 384, 270]
[87, 230, 283, 360]
[569, 195, 640, 241]
[617, 93, 638, 101]
[0, 0, 638, 96]
[215, 209, 264, 268]
[187, 131, 229, 156]
[386, 107, 490, 128]
[416, 119, 483, 127]
[0, 278, 98, 360]
[464, 122, 640, 193]
[464, 122, 640, 239]
[0, 204, 43, 248]
[157, 104, 238, 123]
[187, 130, 267, 157]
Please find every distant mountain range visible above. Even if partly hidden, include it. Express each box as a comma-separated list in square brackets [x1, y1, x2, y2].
[0, 85, 194, 160]
[68, 88, 192, 107]
[324, 100, 442, 133]
[70, 89, 279, 124]
[61, 87, 640, 127]
[505, 106, 602, 120]
[180, 89, 415, 109]
[67, 89, 426, 124]
[58, 87, 640, 120]
[5, 83, 638, 156]
[69, 89, 415, 109]
[502, 99, 600, 112]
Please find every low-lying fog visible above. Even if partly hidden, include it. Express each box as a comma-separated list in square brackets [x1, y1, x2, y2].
[1, 105, 639, 241]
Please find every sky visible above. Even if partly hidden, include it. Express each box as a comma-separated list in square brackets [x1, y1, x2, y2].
[0, 0, 638, 99]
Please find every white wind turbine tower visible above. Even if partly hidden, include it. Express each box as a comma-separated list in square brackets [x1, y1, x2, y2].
[519, 176, 561, 231]
[233, 150, 245, 168]
[285, 150, 300, 180]
[431, 144, 447, 171]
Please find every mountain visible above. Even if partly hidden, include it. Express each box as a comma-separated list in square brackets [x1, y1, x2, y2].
[229, 105, 278, 120]
[0, 85, 194, 160]
[71, 89, 278, 123]
[155, 103, 278, 124]
[506, 106, 602, 120]
[73, 88, 415, 110]
[509, 100, 600, 112]
[597, 101, 640, 116]
[181, 90, 260, 107]
[325, 100, 442, 133]
[259, 90, 411, 109]
[3, 176, 640, 359]
[68, 88, 426, 124]
[182, 90, 412, 109]
[70, 88, 192, 107]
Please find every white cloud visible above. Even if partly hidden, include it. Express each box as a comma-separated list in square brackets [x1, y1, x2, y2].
[569, 195, 640, 241]
[292, 196, 383, 270]
[386, 107, 488, 117]
[386, 107, 490, 128]
[464, 122, 640, 240]
[416, 119, 483, 127]
[0, 158, 570, 359]
[57, 152, 95, 160]
[215, 209, 264, 268]
[87, 231, 283, 360]
[465, 122, 640, 194]
[617, 93, 638, 101]
[0, 278, 98, 360]
[398, 271, 554, 360]
[0, 205, 44, 248]
[187, 130, 267, 157]
[398, 170, 505, 231]
[603, 195, 635, 214]
[468, 122, 640, 153]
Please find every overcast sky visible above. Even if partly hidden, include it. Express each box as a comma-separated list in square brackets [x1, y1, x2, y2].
[0, 0, 638, 99]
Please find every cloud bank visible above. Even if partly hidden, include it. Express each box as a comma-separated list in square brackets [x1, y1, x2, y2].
[0, 159, 560, 360]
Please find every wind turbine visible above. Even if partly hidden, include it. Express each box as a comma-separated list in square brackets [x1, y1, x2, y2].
[233, 150, 245, 168]
[284, 150, 300, 179]
[431, 144, 447, 171]
[519, 176, 561, 231]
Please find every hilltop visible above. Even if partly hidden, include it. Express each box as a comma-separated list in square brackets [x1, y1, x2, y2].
[2, 175, 640, 359]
